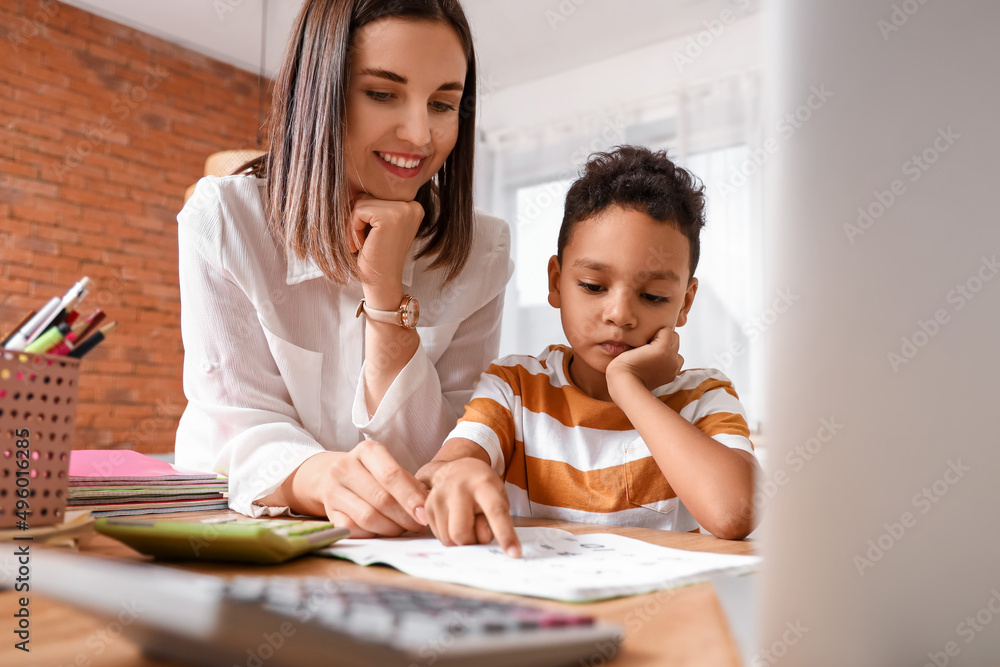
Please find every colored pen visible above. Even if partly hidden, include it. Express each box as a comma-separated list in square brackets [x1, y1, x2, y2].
[45, 319, 89, 356]
[22, 277, 93, 347]
[68, 321, 117, 359]
[48, 312, 103, 356]
[3, 297, 61, 351]
[33, 277, 94, 343]
[24, 321, 73, 354]
[70, 309, 105, 343]
[0, 310, 37, 347]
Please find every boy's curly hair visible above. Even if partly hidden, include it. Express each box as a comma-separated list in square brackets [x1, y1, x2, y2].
[557, 145, 707, 278]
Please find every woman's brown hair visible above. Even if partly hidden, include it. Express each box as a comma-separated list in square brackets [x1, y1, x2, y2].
[242, 0, 477, 285]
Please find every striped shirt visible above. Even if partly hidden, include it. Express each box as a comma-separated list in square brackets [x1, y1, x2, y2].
[446, 345, 754, 531]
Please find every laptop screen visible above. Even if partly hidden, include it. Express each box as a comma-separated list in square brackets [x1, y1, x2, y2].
[758, 0, 1000, 664]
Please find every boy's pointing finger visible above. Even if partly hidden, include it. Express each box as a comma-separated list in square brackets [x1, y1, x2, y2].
[479, 497, 520, 558]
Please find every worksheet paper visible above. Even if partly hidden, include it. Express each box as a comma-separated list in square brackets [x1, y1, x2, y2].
[316, 527, 760, 602]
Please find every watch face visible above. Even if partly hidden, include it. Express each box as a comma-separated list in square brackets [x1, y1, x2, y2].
[403, 297, 419, 328]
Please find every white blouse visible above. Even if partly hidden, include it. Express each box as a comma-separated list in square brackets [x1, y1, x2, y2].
[174, 176, 513, 516]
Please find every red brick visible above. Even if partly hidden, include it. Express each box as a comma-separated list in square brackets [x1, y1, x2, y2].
[101, 221, 143, 241]
[134, 362, 178, 378]
[0, 160, 40, 180]
[0, 240, 33, 263]
[0, 217, 31, 235]
[59, 172, 127, 199]
[70, 212, 117, 236]
[36, 159, 106, 186]
[57, 243, 102, 262]
[55, 21, 112, 50]
[119, 265, 162, 283]
[59, 186, 118, 210]
[95, 360, 135, 375]
[16, 234, 59, 255]
[113, 198, 144, 216]
[0, 66, 38, 91]
[13, 118, 64, 143]
[32, 2, 78, 35]
[39, 253, 81, 275]
[38, 82, 92, 109]
[7, 263, 52, 283]
[0, 277, 32, 297]
[78, 206, 123, 229]
[41, 28, 88, 55]
[6, 176, 58, 198]
[127, 188, 178, 210]
[80, 232, 121, 250]
[84, 258, 127, 277]
[26, 64, 71, 89]
[11, 199, 83, 224]
[86, 41, 128, 67]
[74, 151, 124, 174]
[140, 257, 180, 275]
[32, 223, 80, 244]
[121, 241, 169, 259]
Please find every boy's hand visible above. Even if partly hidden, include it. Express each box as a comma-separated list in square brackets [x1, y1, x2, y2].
[419, 458, 522, 558]
[606, 327, 684, 394]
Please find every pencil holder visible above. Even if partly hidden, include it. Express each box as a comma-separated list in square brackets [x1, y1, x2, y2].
[0, 350, 81, 529]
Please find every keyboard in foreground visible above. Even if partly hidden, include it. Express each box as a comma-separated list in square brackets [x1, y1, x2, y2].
[30, 549, 623, 667]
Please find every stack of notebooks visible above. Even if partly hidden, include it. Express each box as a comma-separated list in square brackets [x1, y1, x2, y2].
[68, 450, 228, 517]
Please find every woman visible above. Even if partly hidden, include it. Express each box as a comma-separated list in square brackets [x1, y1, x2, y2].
[174, 0, 512, 537]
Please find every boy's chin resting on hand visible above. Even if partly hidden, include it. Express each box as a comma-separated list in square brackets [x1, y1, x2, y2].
[416, 457, 522, 558]
[605, 327, 684, 395]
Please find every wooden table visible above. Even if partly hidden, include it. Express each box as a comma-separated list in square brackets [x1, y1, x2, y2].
[0, 512, 754, 666]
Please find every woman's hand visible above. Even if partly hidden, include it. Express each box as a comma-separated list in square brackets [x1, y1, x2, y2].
[348, 195, 425, 309]
[417, 458, 522, 558]
[606, 327, 684, 397]
[270, 441, 430, 537]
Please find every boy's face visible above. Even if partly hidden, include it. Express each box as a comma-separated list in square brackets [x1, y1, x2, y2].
[547, 205, 698, 397]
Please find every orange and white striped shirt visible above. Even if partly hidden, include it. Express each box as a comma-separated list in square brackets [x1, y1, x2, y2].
[446, 345, 754, 532]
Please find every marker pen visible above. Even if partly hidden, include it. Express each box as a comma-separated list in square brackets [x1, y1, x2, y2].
[3, 297, 61, 351]
[68, 321, 117, 359]
[24, 321, 73, 354]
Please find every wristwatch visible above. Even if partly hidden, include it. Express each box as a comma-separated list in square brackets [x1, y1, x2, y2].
[355, 294, 420, 329]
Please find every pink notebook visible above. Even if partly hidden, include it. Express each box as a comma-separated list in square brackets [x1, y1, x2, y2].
[69, 449, 221, 482]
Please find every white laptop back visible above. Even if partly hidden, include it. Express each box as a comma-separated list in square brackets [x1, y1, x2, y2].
[758, 0, 1000, 664]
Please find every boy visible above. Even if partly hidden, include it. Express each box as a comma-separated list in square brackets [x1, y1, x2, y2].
[415, 146, 758, 556]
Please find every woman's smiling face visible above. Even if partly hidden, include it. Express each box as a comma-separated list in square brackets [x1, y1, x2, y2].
[344, 18, 468, 202]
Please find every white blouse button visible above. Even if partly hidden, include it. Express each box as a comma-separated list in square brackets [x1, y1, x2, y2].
[201, 361, 216, 374]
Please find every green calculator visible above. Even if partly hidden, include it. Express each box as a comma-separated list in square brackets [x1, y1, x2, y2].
[95, 517, 350, 564]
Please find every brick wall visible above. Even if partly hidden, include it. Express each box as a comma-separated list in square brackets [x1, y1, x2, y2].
[0, 1, 268, 453]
